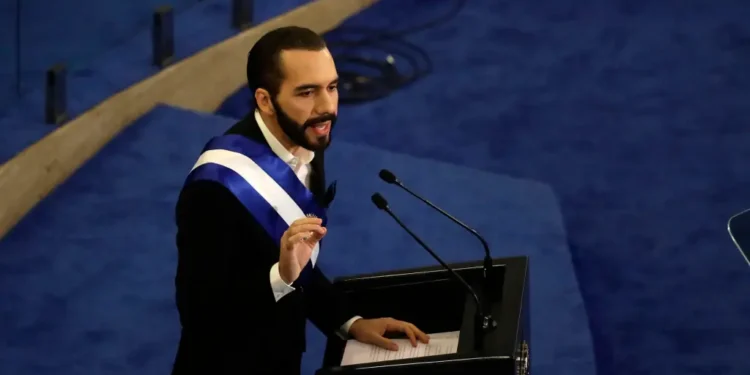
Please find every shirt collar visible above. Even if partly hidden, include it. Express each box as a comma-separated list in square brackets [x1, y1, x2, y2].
[254, 110, 315, 166]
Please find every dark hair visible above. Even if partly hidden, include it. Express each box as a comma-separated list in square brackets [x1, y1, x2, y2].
[246, 26, 327, 104]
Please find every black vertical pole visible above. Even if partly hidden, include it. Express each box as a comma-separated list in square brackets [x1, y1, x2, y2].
[45, 64, 68, 125]
[152, 6, 175, 68]
[232, 0, 254, 31]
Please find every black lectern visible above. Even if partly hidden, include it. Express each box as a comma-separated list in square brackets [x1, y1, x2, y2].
[316, 256, 530, 375]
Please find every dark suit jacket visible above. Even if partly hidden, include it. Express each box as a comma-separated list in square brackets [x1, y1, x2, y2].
[171, 114, 354, 375]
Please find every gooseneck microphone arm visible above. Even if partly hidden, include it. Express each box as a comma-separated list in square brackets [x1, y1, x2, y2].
[379, 169, 496, 307]
[372, 194, 481, 309]
[371, 193, 496, 349]
[379, 169, 492, 262]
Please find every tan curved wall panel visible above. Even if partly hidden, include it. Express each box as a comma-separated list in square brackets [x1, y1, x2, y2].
[0, 0, 377, 239]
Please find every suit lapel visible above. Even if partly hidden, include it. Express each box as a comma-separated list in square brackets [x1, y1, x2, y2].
[309, 153, 326, 204]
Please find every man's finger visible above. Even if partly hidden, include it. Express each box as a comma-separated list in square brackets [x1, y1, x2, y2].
[370, 335, 398, 351]
[288, 223, 324, 234]
[409, 323, 430, 344]
[385, 320, 417, 347]
[286, 225, 328, 238]
[308, 229, 326, 241]
[286, 233, 307, 247]
[291, 217, 323, 226]
[287, 232, 321, 248]
[403, 326, 418, 347]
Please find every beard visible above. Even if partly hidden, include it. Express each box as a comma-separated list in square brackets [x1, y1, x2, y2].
[271, 96, 337, 152]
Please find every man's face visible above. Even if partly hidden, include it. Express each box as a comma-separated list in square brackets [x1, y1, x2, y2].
[270, 48, 339, 152]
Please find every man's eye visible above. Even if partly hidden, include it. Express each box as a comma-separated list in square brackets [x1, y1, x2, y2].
[328, 85, 338, 91]
[299, 91, 313, 97]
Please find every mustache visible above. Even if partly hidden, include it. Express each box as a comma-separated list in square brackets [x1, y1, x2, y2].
[303, 113, 336, 129]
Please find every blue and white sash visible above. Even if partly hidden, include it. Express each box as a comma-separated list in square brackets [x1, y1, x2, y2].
[184, 134, 327, 285]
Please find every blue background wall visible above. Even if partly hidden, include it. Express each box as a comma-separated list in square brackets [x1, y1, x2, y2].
[0, 0, 309, 163]
[1, 0, 750, 374]
[3, 1, 206, 107]
[0, 0, 310, 114]
[0, 0, 20, 110]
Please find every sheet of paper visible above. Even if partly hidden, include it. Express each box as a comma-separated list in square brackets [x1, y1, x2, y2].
[341, 331, 460, 366]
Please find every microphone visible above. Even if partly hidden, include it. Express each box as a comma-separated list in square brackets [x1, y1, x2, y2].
[371, 193, 497, 350]
[378, 169, 496, 301]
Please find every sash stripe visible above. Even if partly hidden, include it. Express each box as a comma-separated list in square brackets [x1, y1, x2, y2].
[187, 162, 289, 246]
[202, 135, 325, 219]
[185, 146, 321, 267]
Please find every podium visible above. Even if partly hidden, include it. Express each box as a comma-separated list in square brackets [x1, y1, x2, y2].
[316, 256, 530, 375]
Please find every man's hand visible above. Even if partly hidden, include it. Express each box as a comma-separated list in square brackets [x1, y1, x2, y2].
[279, 217, 326, 284]
[348, 318, 430, 351]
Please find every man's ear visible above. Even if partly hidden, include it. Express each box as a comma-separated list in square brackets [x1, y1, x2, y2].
[254, 88, 274, 115]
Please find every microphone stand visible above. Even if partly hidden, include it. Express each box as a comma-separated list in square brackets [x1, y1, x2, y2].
[372, 194, 497, 350]
[391, 179, 497, 306]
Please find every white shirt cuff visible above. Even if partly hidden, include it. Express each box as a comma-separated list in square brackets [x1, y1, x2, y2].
[270, 262, 295, 302]
[337, 316, 363, 339]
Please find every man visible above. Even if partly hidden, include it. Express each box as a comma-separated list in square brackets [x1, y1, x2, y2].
[171, 26, 429, 375]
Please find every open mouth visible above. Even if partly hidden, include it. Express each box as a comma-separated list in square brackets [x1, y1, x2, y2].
[309, 121, 331, 136]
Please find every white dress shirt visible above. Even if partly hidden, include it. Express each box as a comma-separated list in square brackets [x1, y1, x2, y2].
[256, 110, 361, 337]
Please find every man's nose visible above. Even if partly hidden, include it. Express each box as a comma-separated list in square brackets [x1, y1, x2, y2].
[315, 91, 336, 115]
